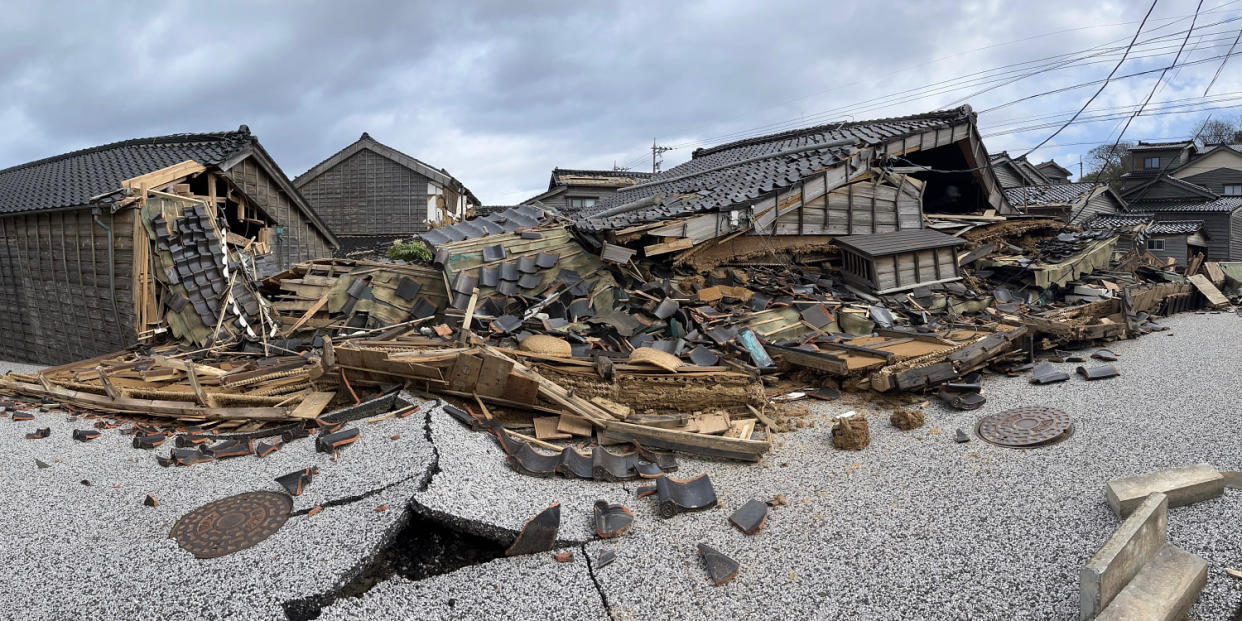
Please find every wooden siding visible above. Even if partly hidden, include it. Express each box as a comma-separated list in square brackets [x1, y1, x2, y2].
[992, 163, 1023, 188]
[222, 158, 335, 269]
[1179, 167, 1242, 195]
[297, 148, 431, 236]
[769, 174, 923, 236]
[1147, 235, 1189, 267]
[0, 207, 137, 364]
[1070, 193, 1121, 226]
[841, 246, 960, 294]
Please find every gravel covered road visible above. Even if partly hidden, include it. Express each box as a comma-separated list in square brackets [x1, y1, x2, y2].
[4, 312, 1242, 620]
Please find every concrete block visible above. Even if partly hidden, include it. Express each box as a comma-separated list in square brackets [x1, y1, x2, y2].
[1080, 493, 1168, 621]
[1094, 544, 1207, 621]
[1106, 463, 1223, 518]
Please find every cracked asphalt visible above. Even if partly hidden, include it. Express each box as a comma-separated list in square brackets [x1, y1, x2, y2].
[4, 311, 1242, 620]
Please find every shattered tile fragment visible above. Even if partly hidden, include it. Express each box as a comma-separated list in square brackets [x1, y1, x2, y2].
[729, 499, 770, 535]
[697, 543, 740, 586]
[593, 500, 635, 539]
[505, 503, 560, 556]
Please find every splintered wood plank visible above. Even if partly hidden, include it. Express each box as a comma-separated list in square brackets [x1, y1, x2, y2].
[696, 414, 730, 435]
[1189, 274, 1228, 308]
[290, 391, 337, 419]
[501, 372, 539, 404]
[533, 416, 571, 440]
[447, 354, 484, 392]
[285, 292, 331, 335]
[475, 355, 514, 398]
[557, 412, 593, 437]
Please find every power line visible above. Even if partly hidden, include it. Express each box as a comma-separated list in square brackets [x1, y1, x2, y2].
[663, 12, 1242, 152]
[1066, 0, 1205, 226]
[1204, 27, 1242, 94]
[1020, 0, 1162, 159]
[661, 2, 1242, 151]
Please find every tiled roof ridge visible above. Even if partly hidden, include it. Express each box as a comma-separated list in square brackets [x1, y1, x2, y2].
[0, 127, 252, 177]
[690, 105, 973, 159]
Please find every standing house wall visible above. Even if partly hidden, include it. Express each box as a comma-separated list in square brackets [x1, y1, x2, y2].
[0, 207, 137, 364]
[296, 148, 432, 237]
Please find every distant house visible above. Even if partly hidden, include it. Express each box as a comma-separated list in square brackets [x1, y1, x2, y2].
[574, 105, 1012, 270]
[1003, 182, 1124, 225]
[0, 126, 338, 364]
[294, 133, 479, 248]
[1120, 141, 1242, 260]
[1086, 213, 1208, 267]
[989, 152, 1053, 188]
[522, 168, 652, 216]
[1035, 160, 1073, 183]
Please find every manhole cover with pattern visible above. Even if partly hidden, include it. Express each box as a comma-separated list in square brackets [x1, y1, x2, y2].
[170, 491, 293, 558]
[975, 406, 1072, 448]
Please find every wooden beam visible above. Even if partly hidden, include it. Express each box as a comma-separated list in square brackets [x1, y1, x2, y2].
[644, 237, 694, 257]
[122, 160, 205, 192]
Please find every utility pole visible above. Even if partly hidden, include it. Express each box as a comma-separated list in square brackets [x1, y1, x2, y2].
[651, 139, 673, 174]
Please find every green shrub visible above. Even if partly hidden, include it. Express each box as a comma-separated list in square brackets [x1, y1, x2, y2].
[387, 239, 433, 263]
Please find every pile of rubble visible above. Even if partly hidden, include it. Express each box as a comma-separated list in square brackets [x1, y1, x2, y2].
[3, 192, 1239, 477]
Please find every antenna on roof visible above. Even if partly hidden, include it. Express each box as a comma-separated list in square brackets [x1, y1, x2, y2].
[651, 139, 674, 173]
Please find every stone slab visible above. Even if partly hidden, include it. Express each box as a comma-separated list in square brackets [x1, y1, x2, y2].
[1080, 493, 1168, 620]
[1106, 463, 1223, 518]
[1094, 543, 1207, 621]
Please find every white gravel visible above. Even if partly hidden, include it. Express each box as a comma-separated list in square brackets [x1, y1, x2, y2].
[0, 395, 439, 620]
[318, 550, 606, 621]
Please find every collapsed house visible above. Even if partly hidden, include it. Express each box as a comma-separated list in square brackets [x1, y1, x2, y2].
[294, 132, 480, 249]
[522, 168, 653, 216]
[574, 106, 1012, 270]
[0, 127, 338, 364]
[1120, 141, 1242, 261]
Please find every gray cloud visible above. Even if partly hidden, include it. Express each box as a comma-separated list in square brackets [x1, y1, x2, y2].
[0, 0, 1238, 204]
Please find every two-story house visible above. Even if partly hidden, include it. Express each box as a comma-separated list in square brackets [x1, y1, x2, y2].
[1120, 141, 1242, 261]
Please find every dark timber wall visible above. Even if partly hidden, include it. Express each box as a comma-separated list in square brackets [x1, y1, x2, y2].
[0, 207, 137, 364]
[297, 149, 432, 237]
[222, 158, 335, 269]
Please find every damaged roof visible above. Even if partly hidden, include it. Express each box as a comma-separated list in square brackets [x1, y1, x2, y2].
[835, 228, 964, 257]
[0, 129, 254, 214]
[577, 106, 979, 232]
[417, 205, 546, 245]
[549, 168, 652, 189]
[1085, 213, 1152, 229]
[1004, 182, 1122, 209]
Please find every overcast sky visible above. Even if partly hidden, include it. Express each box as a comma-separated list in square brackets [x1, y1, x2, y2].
[1, 0, 1240, 203]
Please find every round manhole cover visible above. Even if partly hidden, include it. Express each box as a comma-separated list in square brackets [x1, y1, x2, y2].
[976, 406, 1072, 448]
[170, 491, 293, 558]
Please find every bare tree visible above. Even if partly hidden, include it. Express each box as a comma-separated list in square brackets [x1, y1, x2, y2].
[1082, 141, 1134, 190]
[1192, 117, 1242, 145]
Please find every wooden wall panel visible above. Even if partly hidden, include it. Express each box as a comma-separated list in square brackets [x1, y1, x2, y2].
[297, 148, 431, 236]
[0, 208, 136, 364]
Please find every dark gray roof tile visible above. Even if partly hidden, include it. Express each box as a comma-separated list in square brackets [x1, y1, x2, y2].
[0, 129, 253, 215]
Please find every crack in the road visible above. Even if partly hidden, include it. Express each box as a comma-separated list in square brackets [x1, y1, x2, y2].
[581, 544, 615, 620]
